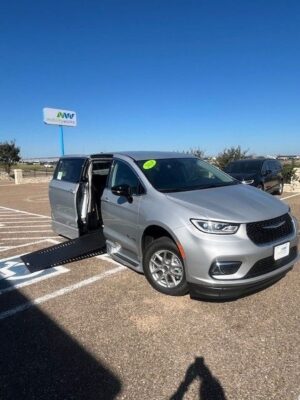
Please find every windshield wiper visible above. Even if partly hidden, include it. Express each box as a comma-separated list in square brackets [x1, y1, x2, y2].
[159, 188, 188, 193]
[160, 181, 240, 193]
[199, 181, 240, 189]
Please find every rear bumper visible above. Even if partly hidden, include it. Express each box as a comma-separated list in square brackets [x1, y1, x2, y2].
[188, 266, 294, 301]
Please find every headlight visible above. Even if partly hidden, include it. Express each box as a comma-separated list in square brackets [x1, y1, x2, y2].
[242, 179, 254, 185]
[190, 219, 240, 234]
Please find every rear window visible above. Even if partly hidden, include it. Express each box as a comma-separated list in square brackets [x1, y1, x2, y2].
[53, 158, 86, 183]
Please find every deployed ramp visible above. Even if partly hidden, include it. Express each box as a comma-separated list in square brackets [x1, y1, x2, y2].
[21, 230, 106, 273]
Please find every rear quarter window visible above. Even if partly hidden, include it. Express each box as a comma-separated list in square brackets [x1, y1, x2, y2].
[53, 158, 86, 183]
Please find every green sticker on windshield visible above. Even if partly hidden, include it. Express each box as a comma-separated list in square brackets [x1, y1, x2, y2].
[143, 160, 157, 170]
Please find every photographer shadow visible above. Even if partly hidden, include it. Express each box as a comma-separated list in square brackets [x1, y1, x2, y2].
[170, 357, 227, 400]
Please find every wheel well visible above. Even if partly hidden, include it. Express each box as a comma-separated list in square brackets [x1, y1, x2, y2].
[142, 225, 175, 252]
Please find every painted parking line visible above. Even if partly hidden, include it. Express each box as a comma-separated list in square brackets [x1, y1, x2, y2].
[0, 239, 68, 296]
[0, 216, 48, 220]
[96, 254, 126, 267]
[0, 225, 51, 229]
[0, 265, 125, 321]
[0, 240, 59, 253]
[281, 193, 300, 200]
[0, 206, 50, 219]
[0, 260, 68, 295]
[0, 207, 56, 251]
[0, 213, 25, 216]
[1, 237, 59, 240]
[0, 230, 53, 234]
[0, 220, 52, 224]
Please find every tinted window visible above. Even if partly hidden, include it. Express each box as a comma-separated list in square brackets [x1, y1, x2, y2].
[54, 158, 86, 183]
[92, 161, 111, 176]
[265, 161, 273, 172]
[271, 160, 282, 171]
[110, 160, 141, 195]
[137, 158, 237, 193]
[261, 161, 267, 173]
[226, 160, 263, 173]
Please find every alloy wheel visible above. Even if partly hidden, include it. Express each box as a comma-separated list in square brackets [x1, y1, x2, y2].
[149, 250, 184, 288]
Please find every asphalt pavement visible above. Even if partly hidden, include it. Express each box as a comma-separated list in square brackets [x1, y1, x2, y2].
[0, 183, 299, 400]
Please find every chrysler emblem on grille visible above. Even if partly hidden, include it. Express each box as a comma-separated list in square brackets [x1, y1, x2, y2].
[263, 221, 286, 229]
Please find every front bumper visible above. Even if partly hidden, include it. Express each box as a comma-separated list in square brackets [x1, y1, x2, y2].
[188, 267, 293, 300]
[174, 215, 299, 299]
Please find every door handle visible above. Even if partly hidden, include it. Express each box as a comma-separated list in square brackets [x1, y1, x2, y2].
[69, 189, 76, 194]
[102, 197, 110, 203]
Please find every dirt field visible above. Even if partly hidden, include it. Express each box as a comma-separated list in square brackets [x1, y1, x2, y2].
[0, 182, 299, 400]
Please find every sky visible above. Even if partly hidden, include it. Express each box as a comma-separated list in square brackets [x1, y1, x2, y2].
[0, 0, 300, 158]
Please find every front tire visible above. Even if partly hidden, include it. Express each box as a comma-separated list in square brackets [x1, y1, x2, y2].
[274, 181, 284, 195]
[143, 237, 189, 296]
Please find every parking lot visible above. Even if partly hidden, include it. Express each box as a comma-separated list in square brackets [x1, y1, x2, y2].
[0, 182, 299, 400]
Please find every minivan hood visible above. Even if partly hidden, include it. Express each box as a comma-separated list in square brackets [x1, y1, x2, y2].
[166, 184, 288, 223]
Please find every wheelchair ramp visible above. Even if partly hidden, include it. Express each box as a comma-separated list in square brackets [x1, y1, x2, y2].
[21, 230, 106, 273]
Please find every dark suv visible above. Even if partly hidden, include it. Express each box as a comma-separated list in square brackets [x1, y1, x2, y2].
[224, 159, 284, 194]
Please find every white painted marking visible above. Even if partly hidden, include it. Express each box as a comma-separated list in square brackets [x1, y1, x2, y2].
[281, 193, 300, 200]
[0, 206, 50, 218]
[0, 267, 69, 295]
[0, 240, 55, 253]
[0, 216, 46, 220]
[44, 238, 64, 244]
[0, 225, 51, 229]
[96, 254, 126, 267]
[0, 213, 21, 216]
[0, 240, 67, 295]
[0, 230, 53, 234]
[1, 237, 59, 240]
[1, 220, 52, 224]
[0, 266, 125, 320]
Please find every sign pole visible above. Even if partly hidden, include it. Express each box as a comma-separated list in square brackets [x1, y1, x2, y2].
[43, 108, 76, 155]
[60, 125, 65, 156]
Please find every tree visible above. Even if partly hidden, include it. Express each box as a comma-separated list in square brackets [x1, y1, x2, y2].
[185, 147, 206, 159]
[0, 140, 21, 173]
[215, 146, 249, 170]
[282, 161, 299, 183]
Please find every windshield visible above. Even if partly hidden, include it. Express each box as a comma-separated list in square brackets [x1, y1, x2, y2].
[226, 160, 263, 174]
[136, 158, 239, 193]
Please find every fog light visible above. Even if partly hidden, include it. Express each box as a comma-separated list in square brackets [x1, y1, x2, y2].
[210, 261, 242, 276]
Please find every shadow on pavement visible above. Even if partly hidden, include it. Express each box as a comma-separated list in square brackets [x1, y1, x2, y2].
[0, 282, 121, 400]
[170, 356, 227, 400]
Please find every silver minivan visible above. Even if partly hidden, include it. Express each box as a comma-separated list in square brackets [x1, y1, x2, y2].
[49, 151, 299, 299]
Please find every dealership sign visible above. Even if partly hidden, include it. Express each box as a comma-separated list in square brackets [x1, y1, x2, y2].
[43, 107, 77, 127]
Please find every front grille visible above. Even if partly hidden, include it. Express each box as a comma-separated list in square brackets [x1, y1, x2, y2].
[245, 246, 297, 279]
[246, 213, 294, 245]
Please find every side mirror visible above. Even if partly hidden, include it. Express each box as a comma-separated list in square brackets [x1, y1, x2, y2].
[111, 184, 133, 202]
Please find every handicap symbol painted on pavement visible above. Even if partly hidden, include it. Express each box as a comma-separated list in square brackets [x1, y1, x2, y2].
[0, 256, 69, 294]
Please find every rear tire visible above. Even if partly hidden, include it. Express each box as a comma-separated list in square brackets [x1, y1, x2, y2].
[143, 237, 189, 296]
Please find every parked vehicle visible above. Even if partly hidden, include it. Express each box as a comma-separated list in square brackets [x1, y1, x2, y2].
[224, 158, 284, 194]
[49, 152, 298, 299]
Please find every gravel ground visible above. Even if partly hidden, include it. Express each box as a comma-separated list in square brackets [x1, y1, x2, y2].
[0, 183, 299, 400]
